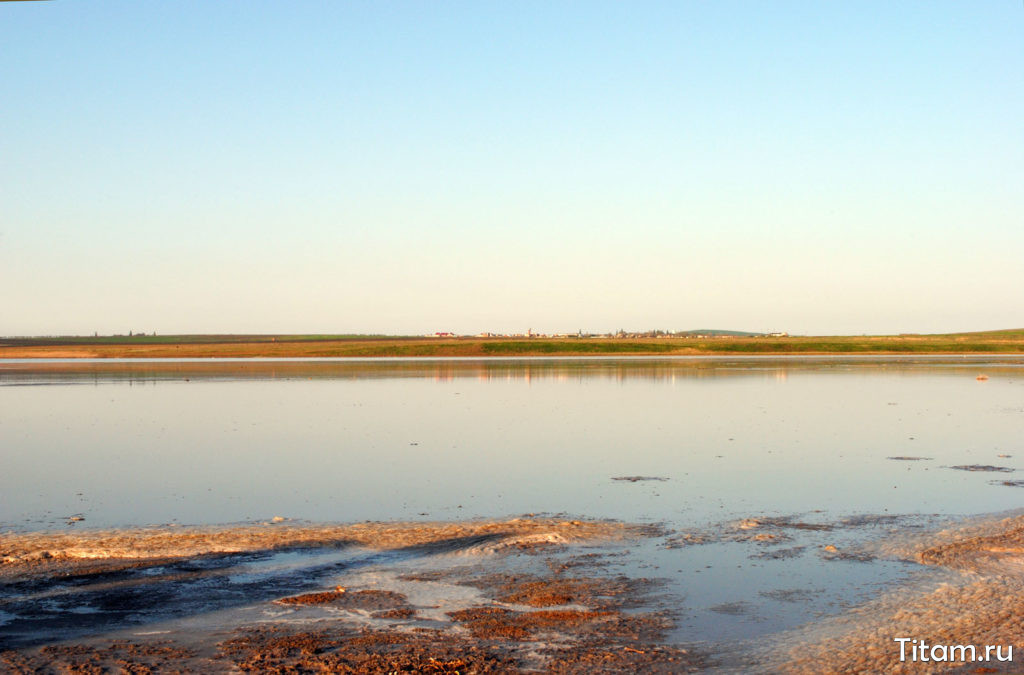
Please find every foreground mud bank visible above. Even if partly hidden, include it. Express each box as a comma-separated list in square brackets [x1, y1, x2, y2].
[0, 518, 701, 673]
[0, 518, 654, 579]
[4, 513, 1024, 672]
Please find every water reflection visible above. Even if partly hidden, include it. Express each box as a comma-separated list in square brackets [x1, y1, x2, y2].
[2, 355, 1022, 387]
[2, 356, 1023, 645]
[2, 356, 1022, 533]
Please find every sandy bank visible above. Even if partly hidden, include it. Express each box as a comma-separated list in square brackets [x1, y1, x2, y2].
[0, 518, 657, 580]
[774, 512, 1024, 674]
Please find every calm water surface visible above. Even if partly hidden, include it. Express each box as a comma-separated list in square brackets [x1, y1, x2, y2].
[2, 356, 1023, 643]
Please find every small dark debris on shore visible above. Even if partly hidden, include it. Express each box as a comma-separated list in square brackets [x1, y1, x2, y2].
[822, 548, 876, 563]
[990, 479, 1024, 487]
[708, 601, 751, 616]
[612, 476, 669, 483]
[948, 465, 1014, 473]
[751, 545, 806, 560]
[759, 588, 822, 603]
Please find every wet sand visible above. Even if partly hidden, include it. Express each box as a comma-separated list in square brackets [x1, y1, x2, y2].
[769, 512, 1024, 674]
[4, 514, 1024, 672]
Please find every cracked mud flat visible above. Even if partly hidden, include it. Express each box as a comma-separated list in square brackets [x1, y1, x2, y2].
[0, 517, 702, 673]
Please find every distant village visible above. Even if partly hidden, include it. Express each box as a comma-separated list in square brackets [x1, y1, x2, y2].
[428, 329, 789, 339]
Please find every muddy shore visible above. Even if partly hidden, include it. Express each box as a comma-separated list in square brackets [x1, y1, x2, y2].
[1, 518, 703, 672]
[3, 514, 1024, 672]
[768, 512, 1024, 674]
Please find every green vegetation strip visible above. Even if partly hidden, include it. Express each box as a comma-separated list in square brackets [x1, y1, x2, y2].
[3, 330, 1024, 357]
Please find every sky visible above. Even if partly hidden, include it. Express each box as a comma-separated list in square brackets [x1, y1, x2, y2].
[2, 1, 1021, 337]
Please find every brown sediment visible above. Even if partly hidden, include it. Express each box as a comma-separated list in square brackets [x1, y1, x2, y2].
[1, 640, 196, 674]
[277, 590, 347, 606]
[497, 577, 621, 607]
[215, 621, 701, 674]
[2, 567, 700, 673]
[396, 568, 653, 613]
[373, 607, 416, 620]
[916, 518, 1024, 571]
[448, 606, 616, 640]
[543, 644, 699, 673]
[277, 589, 410, 612]
[1, 518, 701, 673]
[0, 517, 656, 580]
[461, 573, 639, 609]
[220, 626, 507, 673]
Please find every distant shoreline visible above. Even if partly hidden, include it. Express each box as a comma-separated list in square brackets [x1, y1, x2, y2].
[2, 330, 1024, 358]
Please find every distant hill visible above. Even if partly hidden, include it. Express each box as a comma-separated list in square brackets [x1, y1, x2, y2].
[677, 329, 764, 337]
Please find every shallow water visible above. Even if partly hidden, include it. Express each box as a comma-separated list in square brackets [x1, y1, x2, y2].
[2, 356, 1023, 647]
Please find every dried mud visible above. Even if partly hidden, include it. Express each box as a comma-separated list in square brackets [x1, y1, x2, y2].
[1, 640, 197, 674]
[277, 589, 411, 612]
[0, 517, 702, 673]
[7, 512, 1024, 672]
[0, 518, 655, 581]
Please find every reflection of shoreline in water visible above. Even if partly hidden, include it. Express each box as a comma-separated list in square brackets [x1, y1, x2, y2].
[2, 354, 1022, 386]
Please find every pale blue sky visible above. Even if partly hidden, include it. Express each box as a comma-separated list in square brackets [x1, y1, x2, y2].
[2, 1, 1021, 336]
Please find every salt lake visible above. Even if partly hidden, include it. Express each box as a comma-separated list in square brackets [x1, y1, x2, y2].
[1, 356, 1022, 661]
